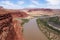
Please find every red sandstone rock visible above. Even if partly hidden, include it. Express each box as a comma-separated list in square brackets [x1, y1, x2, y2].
[0, 8, 28, 40]
[6, 20, 24, 40]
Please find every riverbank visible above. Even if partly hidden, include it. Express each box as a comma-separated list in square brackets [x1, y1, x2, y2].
[23, 18, 48, 40]
[36, 18, 60, 40]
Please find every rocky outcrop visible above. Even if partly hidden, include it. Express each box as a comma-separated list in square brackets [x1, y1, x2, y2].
[28, 8, 52, 12]
[9, 11, 28, 18]
[0, 13, 13, 40]
[0, 6, 4, 9]
[0, 8, 28, 40]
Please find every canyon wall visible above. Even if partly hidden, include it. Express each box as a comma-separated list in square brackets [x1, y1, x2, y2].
[0, 8, 28, 40]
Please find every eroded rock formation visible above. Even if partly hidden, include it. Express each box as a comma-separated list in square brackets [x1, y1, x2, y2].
[0, 8, 28, 40]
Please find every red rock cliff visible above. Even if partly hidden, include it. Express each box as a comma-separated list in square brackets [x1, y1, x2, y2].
[0, 8, 28, 40]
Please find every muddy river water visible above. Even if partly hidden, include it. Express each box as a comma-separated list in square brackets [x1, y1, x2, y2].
[23, 18, 48, 40]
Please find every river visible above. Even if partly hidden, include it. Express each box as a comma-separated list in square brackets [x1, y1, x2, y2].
[23, 18, 48, 40]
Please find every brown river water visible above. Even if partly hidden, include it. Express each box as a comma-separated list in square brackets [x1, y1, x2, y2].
[23, 18, 48, 40]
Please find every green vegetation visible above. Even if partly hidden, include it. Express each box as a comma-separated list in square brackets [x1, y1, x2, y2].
[21, 19, 29, 26]
[36, 18, 60, 33]
[36, 18, 60, 40]
[49, 16, 60, 25]
[21, 19, 29, 32]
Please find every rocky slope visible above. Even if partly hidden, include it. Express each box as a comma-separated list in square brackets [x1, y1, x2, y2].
[24, 8, 60, 16]
[0, 6, 28, 40]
